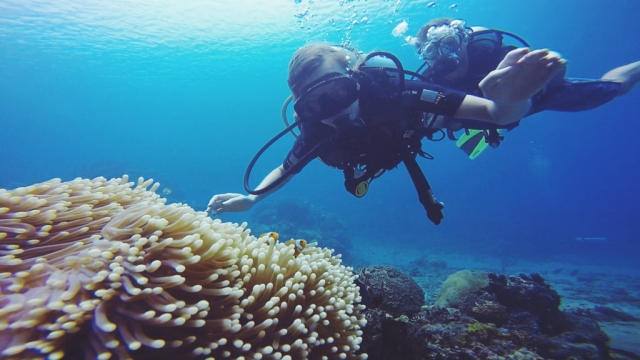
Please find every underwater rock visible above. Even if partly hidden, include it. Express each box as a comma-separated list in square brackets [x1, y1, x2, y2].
[537, 311, 610, 359]
[358, 309, 415, 360]
[356, 265, 425, 317]
[359, 269, 614, 360]
[485, 272, 563, 334]
[356, 266, 425, 360]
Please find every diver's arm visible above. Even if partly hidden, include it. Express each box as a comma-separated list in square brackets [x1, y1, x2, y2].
[453, 96, 531, 126]
[402, 81, 529, 126]
[252, 165, 292, 202]
[402, 48, 564, 127]
[207, 165, 292, 215]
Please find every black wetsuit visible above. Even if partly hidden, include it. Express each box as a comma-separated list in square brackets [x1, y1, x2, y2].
[283, 71, 467, 173]
[421, 42, 621, 125]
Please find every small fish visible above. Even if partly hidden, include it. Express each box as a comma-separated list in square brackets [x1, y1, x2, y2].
[575, 237, 608, 241]
[427, 1, 436, 8]
[450, 4, 457, 8]
[551, 268, 563, 274]
[285, 239, 307, 257]
[259, 232, 279, 243]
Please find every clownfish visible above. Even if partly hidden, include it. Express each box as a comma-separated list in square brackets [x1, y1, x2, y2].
[284, 239, 307, 257]
[259, 232, 279, 243]
[259, 233, 306, 256]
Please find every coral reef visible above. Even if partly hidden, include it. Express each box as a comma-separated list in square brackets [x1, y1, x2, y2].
[0, 176, 366, 359]
[360, 267, 615, 360]
[434, 269, 489, 309]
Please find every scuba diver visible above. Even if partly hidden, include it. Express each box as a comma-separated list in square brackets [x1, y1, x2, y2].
[207, 43, 565, 225]
[412, 18, 640, 159]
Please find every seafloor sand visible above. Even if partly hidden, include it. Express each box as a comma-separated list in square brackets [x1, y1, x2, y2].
[349, 237, 640, 356]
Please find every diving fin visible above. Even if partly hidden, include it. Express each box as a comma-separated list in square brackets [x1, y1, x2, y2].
[456, 129, 503, 160]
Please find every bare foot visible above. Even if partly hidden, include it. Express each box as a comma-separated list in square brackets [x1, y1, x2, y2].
[601, 61, 640, 95]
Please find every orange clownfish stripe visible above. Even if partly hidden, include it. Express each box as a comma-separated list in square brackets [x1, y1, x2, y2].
[285, 239, 307, 257]
[259, 232, 279, 243]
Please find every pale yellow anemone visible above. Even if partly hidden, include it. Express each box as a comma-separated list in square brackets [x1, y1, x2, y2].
[0, 176, 366, 360]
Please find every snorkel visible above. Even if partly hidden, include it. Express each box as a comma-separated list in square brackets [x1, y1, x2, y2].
[243, 118, 330, 195]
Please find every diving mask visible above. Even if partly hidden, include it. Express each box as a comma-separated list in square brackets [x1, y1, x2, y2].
[419, 32, 463, 61]
[293, 72, 359, 122]
[418, 20, 470, 75]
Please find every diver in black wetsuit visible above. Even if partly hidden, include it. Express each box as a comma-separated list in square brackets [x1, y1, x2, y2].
[412, 18, 640, 154]
[207, 43, 565, 224]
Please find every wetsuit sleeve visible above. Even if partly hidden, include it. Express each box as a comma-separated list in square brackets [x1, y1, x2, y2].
[399, 79, 468, 117]
[528, 78, 621, 116]
[282, 137, 315, 174]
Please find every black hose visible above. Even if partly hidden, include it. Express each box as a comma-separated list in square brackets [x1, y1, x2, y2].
[243, 120, 330, 195]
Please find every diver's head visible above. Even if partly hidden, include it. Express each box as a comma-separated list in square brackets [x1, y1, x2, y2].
[415, 18, 470, 78]
[288, 44, 361, 125]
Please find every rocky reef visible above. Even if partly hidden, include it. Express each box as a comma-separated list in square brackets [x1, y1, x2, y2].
[356, 266, 630, 360]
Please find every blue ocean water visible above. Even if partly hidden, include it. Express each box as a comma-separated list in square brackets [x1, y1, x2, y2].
[1, 0, 639, 270]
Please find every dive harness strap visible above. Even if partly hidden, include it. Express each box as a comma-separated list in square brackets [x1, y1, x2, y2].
[342, 152, 444, 225]
[402, 153, 444, 225]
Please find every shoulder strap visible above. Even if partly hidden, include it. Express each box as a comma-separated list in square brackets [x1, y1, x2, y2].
[403, 153, 444, 225]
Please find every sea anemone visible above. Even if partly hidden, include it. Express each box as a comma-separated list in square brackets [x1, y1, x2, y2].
[0, 176, 366, 359]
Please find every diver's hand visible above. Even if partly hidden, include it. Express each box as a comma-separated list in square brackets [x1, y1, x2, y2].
[207, 193, 256, 215]
[479, 48, 567, 103]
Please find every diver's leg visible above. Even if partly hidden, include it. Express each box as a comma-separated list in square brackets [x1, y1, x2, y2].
[601, 61, 640, 95]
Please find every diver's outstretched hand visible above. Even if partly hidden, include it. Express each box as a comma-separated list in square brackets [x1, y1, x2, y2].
[207, 193, 255, 215]
[479, 48, 567, 103]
